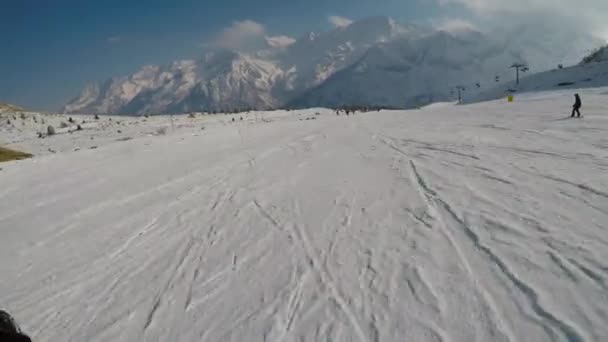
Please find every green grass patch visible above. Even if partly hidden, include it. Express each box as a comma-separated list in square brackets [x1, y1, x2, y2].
[0, 146, 33, 162]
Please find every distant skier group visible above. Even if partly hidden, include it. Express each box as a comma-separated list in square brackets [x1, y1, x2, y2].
[335, 106, 383, 116]
[336, 108, 356, 116]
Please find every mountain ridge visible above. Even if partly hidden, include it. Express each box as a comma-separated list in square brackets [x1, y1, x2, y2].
[63, 17, 603, 115]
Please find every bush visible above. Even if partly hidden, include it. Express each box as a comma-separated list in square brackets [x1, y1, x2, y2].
[94, 114, 100, 120]
[59, 121, 69, 128]
[188, 113, 196, 118]
[156, 127, 167, 135]
[47, 125, 56, 136]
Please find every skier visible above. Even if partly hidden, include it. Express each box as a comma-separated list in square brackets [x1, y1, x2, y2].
[0, 311, 31, 342]
[571, 93, 582, 118]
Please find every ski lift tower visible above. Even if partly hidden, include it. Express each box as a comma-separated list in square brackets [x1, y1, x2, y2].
[510, 63, 528, 85]
[455, 86, 466, 103]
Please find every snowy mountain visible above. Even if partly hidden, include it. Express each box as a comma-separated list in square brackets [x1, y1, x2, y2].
[169, 52, 283, 112]
[277, 17, 421, 92]
[63, 61, 202, 115]
[64, 17, 416, 115]
[63, 52, 284, 115]
[290, 31, 523, 108]
[63, 17, 603, 115]
[290, 25, 605, 109]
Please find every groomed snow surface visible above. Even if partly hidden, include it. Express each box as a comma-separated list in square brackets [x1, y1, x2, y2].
[1, 89, 607, 342]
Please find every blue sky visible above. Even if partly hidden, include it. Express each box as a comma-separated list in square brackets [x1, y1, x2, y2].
[1, 0, 606, 110]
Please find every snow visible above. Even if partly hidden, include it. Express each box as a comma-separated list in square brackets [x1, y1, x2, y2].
[1, 89, 608, 342]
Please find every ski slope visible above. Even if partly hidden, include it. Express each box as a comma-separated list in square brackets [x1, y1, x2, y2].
[1, 89, 608, 342]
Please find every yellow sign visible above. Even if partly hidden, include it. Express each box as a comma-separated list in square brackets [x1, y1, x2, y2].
[508, 95, 514, 102]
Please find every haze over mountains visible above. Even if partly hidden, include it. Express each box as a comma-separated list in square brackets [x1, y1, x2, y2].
[63, 16, 603, 115]
[466, 45, 608, 104]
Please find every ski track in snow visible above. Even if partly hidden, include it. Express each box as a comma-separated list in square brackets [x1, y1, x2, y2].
[1, 91, 608, 341]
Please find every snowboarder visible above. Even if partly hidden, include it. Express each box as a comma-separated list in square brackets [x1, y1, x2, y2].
[571, 93, 582, 118]
[0, 311, 31, 342]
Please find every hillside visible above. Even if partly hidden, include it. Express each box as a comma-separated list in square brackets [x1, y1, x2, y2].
[582, 45, 608, 64]
[0, 102, 24, 113]
[466, 46, 608, 104]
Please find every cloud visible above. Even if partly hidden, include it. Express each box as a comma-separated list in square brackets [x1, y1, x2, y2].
[437, 0, 608, 39]
[209, 20, 296, 51]
[437, 0, 603, 15]
[432, 0, 606, 67]
[328, 16, 353, 28]
[265, 35, 296, 48]
[106, 36, 122, 44]
[212, 20, 267, 50]
[433, 18, 476, 32]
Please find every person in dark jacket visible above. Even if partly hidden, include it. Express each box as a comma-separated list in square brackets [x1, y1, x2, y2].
[0, 311, 31, 342]
[571, 93, 582, 118]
